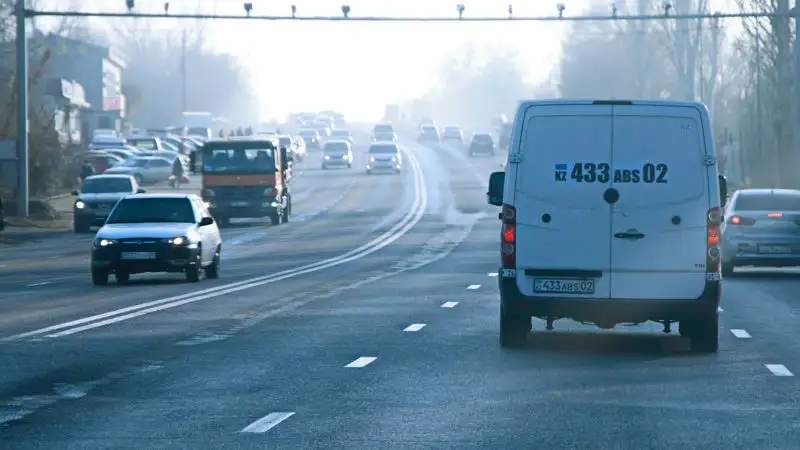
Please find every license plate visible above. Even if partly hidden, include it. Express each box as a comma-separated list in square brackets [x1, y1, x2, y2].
[231, 201, 249, 207]
[758, 245, 792, 254]
[534, 278, 595, 294]
[121, 252, 156, 260]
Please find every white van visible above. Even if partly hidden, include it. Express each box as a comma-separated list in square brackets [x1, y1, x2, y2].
[487, 100, 727, 352]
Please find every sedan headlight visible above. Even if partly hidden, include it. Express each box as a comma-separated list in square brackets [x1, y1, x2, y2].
[324, 155, 331, 160]
[95, 238, 116, 247]
[75, 201, 86, 209]
[343, 154, 350, 160]
[369, 156, 376, 162]
[167, 236, 187, 245]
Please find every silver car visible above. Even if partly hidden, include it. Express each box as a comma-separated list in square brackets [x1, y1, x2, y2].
[104, 156, 174, 185]
[721, 188, 800, 275]
[365, 142, 401, 174]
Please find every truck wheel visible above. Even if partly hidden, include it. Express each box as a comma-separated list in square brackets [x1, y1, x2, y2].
[683, 312, 719, 353]
[499, 304, 530, 348]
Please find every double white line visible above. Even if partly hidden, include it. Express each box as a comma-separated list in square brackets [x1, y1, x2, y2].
[4, 147, 428, 342]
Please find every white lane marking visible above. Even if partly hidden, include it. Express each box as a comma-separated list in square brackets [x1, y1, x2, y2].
[467, 284, 481, 290]
[717, 307, 724, 312]
[441, 302, 459, 308]
[487, 272, 498, 277]
[730, 329, 751, 339]
[4, 149, 428, 341]
[240, 412, 295, 433]
[403, 323, 426, 332]
[345, 357, 377, 368]
[765, 364, 794, 377]
[27, 281, 52, 287]
[49, 255, 61, 259]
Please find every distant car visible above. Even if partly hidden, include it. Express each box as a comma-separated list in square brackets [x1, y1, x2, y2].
[298, 129, 321, 150]
[721, 188, 800, 276]
[89, 135, 127, 150]
[366, 142, 401, 174]
[90, 193, 222, 285]
[322, 140, 353, 169]
[372, 123, 397, 142]
[442, 126, 463, 143]
[126, 136, 163, 151]
[73, 152, 125, 174]
[104, 156, 174, 185]
[329, 129, 354, 145]
[72, 174, 145, 233]
[418, 125, 440, 143]
[468, 133, 495, 156]
[277, 135, 303, 162]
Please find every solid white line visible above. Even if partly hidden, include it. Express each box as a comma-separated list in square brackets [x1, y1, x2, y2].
[403, 323, 426, 332]
[4, 147, 428, 341]
[345, 357, 377, 368]
[765, 364, 794, 377]
[730, 329, 751, 339]
[240, 412, 295, 433]
[487, 272, 498, 277]
[441, 302, 459, 308]
[467, 284, 481, 290]
[27, 282, 52, 287]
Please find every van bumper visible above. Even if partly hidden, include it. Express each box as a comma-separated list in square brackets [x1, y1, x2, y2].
[498, 270, 720, 323]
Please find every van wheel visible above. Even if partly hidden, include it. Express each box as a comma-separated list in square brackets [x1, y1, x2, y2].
[721, 263, 734, 277]
[499, 304, 530, 348]
[683, 312, 719, 353]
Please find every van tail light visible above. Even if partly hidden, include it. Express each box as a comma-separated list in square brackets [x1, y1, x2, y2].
[501, 203, 516, 269]
[707, 207, 722, 273]
[729, 215, 755, 225]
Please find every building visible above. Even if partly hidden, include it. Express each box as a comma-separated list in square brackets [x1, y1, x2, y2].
[31, 33, 127, 140]
[40, 78, 91, 146]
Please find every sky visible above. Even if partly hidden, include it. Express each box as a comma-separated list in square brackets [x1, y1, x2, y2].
[36, 0, 737, 122]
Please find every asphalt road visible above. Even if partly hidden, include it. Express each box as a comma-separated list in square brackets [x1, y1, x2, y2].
[1, 130, 799, 448]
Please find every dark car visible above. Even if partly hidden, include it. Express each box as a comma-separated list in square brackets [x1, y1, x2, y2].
[417, 125, 440, 143]
[468, 133, 495, 156]
[72, 174, 145, 233]
[298, 129, 321, 150]
[721, 188, 800, 275]
[90, 193, 222, 285]
[442, 126, 463, 143]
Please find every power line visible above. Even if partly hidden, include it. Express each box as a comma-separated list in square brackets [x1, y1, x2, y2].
[20, 9, 797, 22]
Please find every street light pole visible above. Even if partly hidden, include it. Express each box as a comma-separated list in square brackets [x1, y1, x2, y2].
[180, 28, 187, 113]
[15, 0, 29, 217]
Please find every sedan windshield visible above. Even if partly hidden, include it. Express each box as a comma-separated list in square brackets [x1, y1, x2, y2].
[82, 178, 133, 194]
[374, 124, 394, 133]
[106, 198, 195, 224]
[733, 192, 800, 211]
[369, 145, 398, 154]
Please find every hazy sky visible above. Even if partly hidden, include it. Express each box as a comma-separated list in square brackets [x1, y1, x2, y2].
[38, 0, 735, 121]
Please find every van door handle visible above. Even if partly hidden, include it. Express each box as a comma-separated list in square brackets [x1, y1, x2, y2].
[614, 231, 645, 240]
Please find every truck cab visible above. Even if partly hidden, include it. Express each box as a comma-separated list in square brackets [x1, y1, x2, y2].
[200, 137, 292, 227]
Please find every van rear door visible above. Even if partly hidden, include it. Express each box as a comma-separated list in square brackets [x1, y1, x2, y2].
[609, 104, 709, 300]
[514, 104, 613, 299]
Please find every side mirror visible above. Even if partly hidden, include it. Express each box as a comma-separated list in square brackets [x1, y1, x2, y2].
[137, 188, 146, 193]
[199, 216, 214, 227]
[487, 171, 505, 206]
[71, 190, 79, 196]
[718, 174, 728, 206]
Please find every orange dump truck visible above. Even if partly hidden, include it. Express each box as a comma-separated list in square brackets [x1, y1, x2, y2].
[200, 137, 293, 227]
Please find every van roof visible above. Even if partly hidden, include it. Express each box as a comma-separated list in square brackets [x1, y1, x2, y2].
[516, 99, 707, 110]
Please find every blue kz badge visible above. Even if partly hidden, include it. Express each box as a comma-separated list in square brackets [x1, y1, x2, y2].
[554, 163, 568, 182]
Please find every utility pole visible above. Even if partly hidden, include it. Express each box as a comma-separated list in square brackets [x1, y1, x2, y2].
[15, 0, 28, 217]
[180, 28, 187, 113]
[793, 2, 800, 185]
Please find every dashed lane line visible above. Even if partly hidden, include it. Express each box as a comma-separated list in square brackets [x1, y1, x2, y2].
[765, 364, 794, 377]
[487, 272, 498, 277]
[467, 284, 481, 290]
[345, 357, 377, 368]
[403, 323, 426, 332]
[730, 329, 751, 339]
[27, 281, 52, 287]
[441, 302, 459, 308]
[240, 412, 295, 433]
